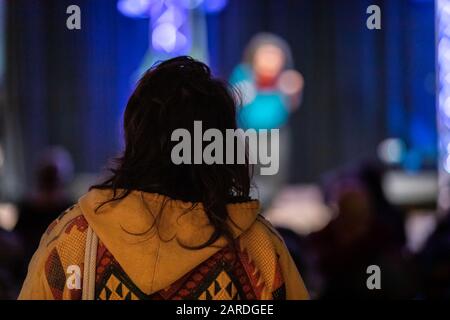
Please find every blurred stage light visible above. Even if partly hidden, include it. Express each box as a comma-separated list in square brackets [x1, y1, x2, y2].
[176, 0, 204, 9]
[445, 156, 450, 173]
[0, 203, 18, 231]
[437, 0, 450, 211]
[0, 143, 4, 170]
[155, 5, 185, 27]
[444, 97, 450, 118]
[444, 142, 450, 173]
[202, 0, 228, 13]
[117, 0, 152, 18]
[150, 4, 190, 54]
[377, 138, 406, 165]
[152, 23, 178, 52]
[118, 0, 228, 58]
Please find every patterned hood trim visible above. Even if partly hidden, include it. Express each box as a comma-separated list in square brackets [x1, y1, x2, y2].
[78, 189, 260, 295]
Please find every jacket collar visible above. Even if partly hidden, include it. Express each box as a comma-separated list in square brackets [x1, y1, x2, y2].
[78, 188, 260, 295]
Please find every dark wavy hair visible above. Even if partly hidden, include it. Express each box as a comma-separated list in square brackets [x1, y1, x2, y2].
[92, 56, 252, 249]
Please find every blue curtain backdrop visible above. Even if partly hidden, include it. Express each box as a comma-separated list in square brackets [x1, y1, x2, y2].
[6, 0, 149, 191]
[5, 0, 436, 194]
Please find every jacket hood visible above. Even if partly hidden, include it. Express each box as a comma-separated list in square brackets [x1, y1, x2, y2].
[78, 189, 260, 295]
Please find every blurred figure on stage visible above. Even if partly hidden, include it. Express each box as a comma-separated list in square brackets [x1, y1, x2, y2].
[14, 146, 74, 278]
[229, 33, 304, 209]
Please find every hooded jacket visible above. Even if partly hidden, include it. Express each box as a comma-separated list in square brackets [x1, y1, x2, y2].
[18, 189, 308, 300]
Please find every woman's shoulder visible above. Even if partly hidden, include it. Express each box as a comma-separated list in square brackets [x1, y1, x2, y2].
[241, 214, 286, 248]
[233, 214, 288, 299]
[18, 204, 88, 300]
[237, 214, 309, 300]
[237, 213, 289, 265]
[42, 204, 89, 248]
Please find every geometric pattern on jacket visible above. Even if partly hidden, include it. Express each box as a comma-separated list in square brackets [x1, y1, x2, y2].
[41, 205, 286, 300]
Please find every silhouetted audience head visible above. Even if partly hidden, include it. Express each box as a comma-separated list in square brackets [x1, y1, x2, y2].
[14, 146, 74, 282]
[35, 146, 74, 193]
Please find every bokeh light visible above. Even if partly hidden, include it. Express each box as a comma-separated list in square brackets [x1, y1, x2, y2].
[117, 0, 151, 18]
[155, 4, 185, 28]
[152, 22, 187, 53]
[377, 138, 406, 165]
[437, 0, 450, 210]
[202, 0, 228, 13]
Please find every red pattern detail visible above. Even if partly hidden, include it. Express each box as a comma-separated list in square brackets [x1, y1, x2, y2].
[46, 220, 58, 235]
[156, 272, 192, 300]
[45, 248, 65, 300]
[272, 261, 284, 292]
[65, 215, 88, 235]
[94, 242, 260, 300]
[158, 245, 258, 300]
[95, 242, 114, 284]
[237, 246, 266, 299]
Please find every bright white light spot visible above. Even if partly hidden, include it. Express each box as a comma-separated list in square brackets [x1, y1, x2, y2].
[117, 0, 151, 18]
[377, 138, 405, 164]
[444, 142, 450, 173]
[443, 97, 450, 118]
[437, 0, 450, 210]
[0, 203, 18, 231]
[152, 23, 178, 52]
[445, 155, 450, 173]
[156, 5, 185, 28]
[0, 144, 3, 170]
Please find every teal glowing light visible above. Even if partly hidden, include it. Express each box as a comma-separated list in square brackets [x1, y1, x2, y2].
[238, 93, 289, 130]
